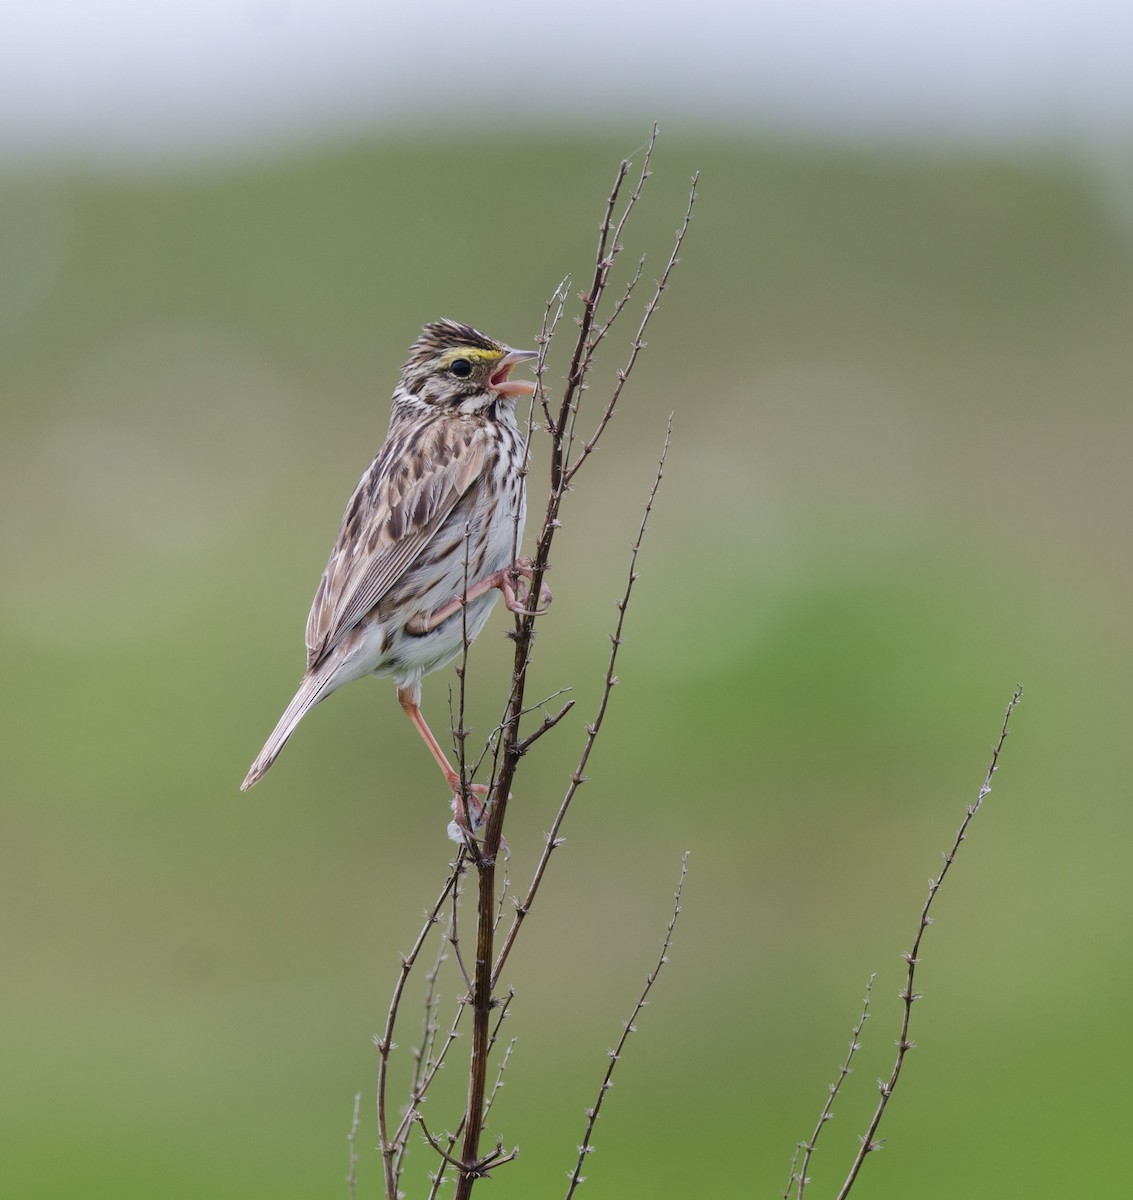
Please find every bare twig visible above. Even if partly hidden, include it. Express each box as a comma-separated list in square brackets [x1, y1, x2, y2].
[607, 133, 661, 275]
[408, 940, 447, 1105]
[425, 1129, 460, 1200]
[585, 255, 646, 361]
[833, 685, 1024, 1200]
[388, 939, 448, 1186]
[389, 876, 473, 1189]
[562, 133, 658, 471]
[566, 178, 697, 486]
[482, 1036, 518, 1127]
[447, 853, 473, 992]
[391, 1002, 467, 1184]
[455, 522, 477, 841]
[419, 993, 516, 1197]
[786, 975, 876, 1200]
[415, 1111, 474, 1173]
[537, 276, 572, 437]
[493, 417, 674, 988]
[513, 698, 576, 756]
[564, 851, 690, 1199]
[469, 687, 575, 779]
[389, 872, 499, 1182]
[493, 866, 511, 934]
[346, 1092, 362, 1200]
[380, 133, 694, 1200]
[376, 857, 464, 1199]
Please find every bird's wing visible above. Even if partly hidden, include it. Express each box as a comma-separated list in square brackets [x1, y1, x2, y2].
[304, 417, 492, 669]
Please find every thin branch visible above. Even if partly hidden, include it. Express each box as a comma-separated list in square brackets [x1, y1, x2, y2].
[389, 914, 455, 1190]
[564, 851, 690, 1200]
[391, 1003, 468, 1180]
[415, 1112, 472, 1173]
[477, 134, 685, 799]
[567, 252, 646, 460]
[786, 975, 876, 1200]
[482, 1037, 518, 1127]
[513, 699, 576, 756]
[346, 1092, 362, 1200]
[833, 685, 1024, 1200]
[419, 1004, 466, 1108]
[425, 1126, 460, 1200]
[544, 141, 634, 461]
[493, 866, 511, 934]
[443, 131, 692, 1199]
[417, 1107, 518, 1181]
[607, 129, 660, 277]
[469, 687, 575, 778]
[538, 276, 572, 431]
[447, 853, 473, 992]
[419, 995, 515, 1195]
[493, 418, 673, 988]
[407, 939, 448, 1105]
[455, 522, 477, 842]
[565, 175, 697, 487]
[560, 132, 660, 477]
[376, 857, 464, 1200]
[449, 143, 656, 1199]
[387, 867, 491, 1174]
[584, 255, 646, 366]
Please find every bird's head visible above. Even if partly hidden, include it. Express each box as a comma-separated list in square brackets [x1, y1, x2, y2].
[401, 319, 537, 411]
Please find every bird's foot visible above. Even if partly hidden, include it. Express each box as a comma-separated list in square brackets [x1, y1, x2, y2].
[446, 782, 510, 857]
[496, 557, 553, 618]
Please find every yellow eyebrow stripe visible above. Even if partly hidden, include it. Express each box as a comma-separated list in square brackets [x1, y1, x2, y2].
[436, 347, 503, 369]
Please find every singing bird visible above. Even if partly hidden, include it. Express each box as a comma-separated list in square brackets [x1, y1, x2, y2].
[241, 320, 549, 824]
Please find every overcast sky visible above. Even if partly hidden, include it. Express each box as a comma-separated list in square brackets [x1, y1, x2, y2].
[1, 0, 1132, 165]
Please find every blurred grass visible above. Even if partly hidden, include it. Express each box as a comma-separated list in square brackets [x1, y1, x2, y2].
[2, 130, 1132, 1197]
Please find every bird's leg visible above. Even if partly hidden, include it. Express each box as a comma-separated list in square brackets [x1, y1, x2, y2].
[406, 557, 553, 635]
[398, 684, 462, 789]
[396, 684, 493, 836]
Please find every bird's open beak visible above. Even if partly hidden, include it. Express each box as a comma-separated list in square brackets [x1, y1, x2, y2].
[489, 348, 538, 398]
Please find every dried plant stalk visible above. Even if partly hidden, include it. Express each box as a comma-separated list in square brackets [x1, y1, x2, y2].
[366, 130, 697, 1200]
[788, 687, 1023, 1200]
[564, 851, 690, 1199]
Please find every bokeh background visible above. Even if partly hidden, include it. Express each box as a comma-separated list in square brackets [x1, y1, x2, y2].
[4, 3, 1132, 1197]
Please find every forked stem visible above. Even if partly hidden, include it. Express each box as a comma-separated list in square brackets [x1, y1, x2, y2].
[448, 135, 695, 1199]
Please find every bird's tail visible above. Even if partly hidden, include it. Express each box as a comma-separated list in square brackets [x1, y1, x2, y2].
[241, 671, 333, 791]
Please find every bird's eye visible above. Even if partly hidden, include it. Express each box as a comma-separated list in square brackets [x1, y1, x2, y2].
[449, 358, 473, 378]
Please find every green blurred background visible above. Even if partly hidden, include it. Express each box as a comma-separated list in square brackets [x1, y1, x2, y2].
[4, 20, 1133, 1199]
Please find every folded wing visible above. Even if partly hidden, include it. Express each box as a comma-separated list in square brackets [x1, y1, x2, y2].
[305, 417, 491, 670]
